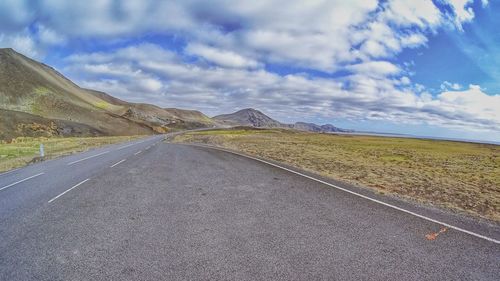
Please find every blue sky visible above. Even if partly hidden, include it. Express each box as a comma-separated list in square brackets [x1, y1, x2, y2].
[0, 0, 499, 142]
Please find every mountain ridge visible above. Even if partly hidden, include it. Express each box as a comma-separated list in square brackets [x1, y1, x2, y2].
[0, 48, 215, 140]
[213, 108, 283, 128]
[0, 48, 350, 140]
[213, 108, 351, 133]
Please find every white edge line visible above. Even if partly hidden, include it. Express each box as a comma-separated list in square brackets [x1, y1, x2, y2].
[67, 151, 109, 165]
[110, 159, 126, 168]
[48, 178, 90, 203]
[0, 168, 21, 177]
[0, 172, 45, 191]
[134, 150, 142, 155]
[188, 144, 500, 244]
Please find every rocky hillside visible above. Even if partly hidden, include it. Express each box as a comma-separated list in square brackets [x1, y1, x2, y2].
[292, 122, 351, 133]
[213, 108, 283, 128]
[0, 48, 215, 140]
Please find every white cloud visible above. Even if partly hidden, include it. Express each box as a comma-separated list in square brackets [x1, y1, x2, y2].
[400, 76, 411, 85]
[0, 0, 486, 71]
[431, 85, 500, 130]
[400, 33, 428, 48]
[444, 0, 476, 30]
[64, 44, 500, 133]
[0, 0, 32, 32]
[36, 24, 66, 45]
[346, 61, 401, 77]
[382, 0, 442, 28]
[441, 81, 462, 91]
[185, 43, 261, 69]
[1, 0, 497, 137]
[0, 33, 38, 58]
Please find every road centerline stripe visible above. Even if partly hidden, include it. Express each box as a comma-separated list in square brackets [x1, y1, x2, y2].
[67, 151, 109, 165]
[110, 159, 126, 168]
[116, 143, 135, 150]
[187, 144, 500, 244]
[116, 138, 150, 150]
[134, 150, 142, 155]
[48, 178, 90, 203]
[0, 172, 45, 191]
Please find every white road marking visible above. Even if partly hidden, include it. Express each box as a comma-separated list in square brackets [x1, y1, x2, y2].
[116, 143, 135, 150]
[189, 144, 500, 244]
[0, 172, 45, 191]
[116, 138, 150, 150]
[67, 151, 109, 165]
[134, 150, 142, 155]
[48, 178, 90, 203]
[0, 168, 21, 177]
[110, 159, 126, 168]
[145, 146, 151, 150]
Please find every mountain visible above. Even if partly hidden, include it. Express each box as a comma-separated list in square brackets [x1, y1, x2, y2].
[213, 108, 351, 133]
[292, 122, 351, 133]
[0, 109, 103, 140]
[213, 108, 284, 128]
[292, 122, 323, 132]
[0, 48, 214, 140]
[0, 48, 350, 140]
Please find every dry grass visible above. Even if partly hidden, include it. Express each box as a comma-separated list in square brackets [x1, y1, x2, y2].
[0, 135, 145, 172]
[173, 128, 500, 221]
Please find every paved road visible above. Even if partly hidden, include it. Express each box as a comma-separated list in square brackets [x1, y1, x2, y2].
[0, 136, 499, 280]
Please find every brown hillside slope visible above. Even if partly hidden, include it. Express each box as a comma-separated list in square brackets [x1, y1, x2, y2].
[0, 109, 103, 140]
[0, 48, 214, 139]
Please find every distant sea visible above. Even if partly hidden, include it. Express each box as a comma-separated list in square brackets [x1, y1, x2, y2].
[334, 131, 500, 146]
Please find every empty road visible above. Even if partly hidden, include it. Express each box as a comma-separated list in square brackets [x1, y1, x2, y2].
[0, 135, 499, 280]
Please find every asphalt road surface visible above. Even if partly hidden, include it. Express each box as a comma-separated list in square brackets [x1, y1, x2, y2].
[0, 134, 499, 280]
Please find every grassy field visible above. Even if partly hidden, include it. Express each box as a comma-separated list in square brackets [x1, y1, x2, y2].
[0, 135, 145, 172]
[172, 128, 500, 221]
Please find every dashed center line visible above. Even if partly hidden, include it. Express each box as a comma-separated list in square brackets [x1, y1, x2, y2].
[134, 150, 142, 155]
[67, 151, 109, 165]
[116, 138, 150, 150]
[48, 178, 90, 203]
[116, 143, 136, 150]
[0, 172, 45, 191]
[110, 159, 126, 168]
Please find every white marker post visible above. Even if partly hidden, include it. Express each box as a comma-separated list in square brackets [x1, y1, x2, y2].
[39, 143, 45, 158]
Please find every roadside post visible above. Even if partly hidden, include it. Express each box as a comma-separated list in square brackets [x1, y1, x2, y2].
[40, 143, 45, 158]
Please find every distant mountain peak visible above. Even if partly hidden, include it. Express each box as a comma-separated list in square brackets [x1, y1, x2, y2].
[236, 108, 260, 113]
[213, 108, 283, 128]
[0, 47, 14, 52]
[213, 108, 351, 133]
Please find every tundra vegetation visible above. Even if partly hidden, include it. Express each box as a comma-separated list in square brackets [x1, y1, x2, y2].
[172, 128, 500, 222]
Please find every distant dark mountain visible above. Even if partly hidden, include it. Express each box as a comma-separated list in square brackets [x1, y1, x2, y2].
[213, 108, 284, 128]
[213, 108, 351, 133]
[318, 123, 352, 133]
[0, 48, 215, 140]
[292, 122, 323, 132]
[292, 122, 351, 133]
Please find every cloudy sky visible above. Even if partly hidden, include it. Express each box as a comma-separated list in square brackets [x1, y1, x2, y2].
[1, 0, 499, 142]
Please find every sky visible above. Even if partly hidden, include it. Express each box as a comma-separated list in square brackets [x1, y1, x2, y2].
[0, 0, 499, 142]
